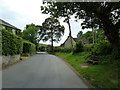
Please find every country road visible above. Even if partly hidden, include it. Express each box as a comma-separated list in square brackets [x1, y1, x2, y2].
[2, 52, 89, 88]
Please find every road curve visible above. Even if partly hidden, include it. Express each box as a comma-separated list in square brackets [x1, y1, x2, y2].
[3, 53, 89, 88]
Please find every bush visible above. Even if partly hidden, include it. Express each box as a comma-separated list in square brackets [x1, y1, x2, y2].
[111, 49, 120, 59]
[2, 29, 23, 56]
[54, 47, 73, 53]
[91, 40, 112, 55]
[73, 40, 83, 53]
[84, 44, 93, 52]
[22, 41, 36, 55]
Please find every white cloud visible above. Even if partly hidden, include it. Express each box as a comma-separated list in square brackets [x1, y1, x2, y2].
[0, 0, 49, 29]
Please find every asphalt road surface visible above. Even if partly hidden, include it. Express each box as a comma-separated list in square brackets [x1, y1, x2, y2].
[3, 52, 89, 88]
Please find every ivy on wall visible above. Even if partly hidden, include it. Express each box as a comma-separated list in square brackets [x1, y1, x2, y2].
[2, 29, 23, 56]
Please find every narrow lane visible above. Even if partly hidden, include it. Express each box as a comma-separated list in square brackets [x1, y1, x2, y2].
[3, 53, 89, 88]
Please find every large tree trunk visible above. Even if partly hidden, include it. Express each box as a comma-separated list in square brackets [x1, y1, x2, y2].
[104, 27, 120, 51]
[67, 16, 73, 48]
[97, 13, 120, 52]
[102, 20, 120, 52]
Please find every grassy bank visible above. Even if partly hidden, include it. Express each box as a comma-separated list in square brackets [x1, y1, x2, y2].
[54, 52, 119, 88]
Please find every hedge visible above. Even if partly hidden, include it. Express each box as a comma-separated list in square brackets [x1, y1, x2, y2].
[22, 41, 36, 55]
[54, 46, 73, 53]
[2, 29, 23, 56]
[83, 44, 93, 52]
[91, 40, 112, 55]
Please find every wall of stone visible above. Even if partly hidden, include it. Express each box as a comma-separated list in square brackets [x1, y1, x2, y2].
[2, 55, 20, 67]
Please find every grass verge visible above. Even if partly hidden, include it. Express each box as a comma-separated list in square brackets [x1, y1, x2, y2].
[54, 52, 119, 88]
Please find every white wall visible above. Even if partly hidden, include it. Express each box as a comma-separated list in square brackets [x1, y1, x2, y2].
[64, 36, 76, 47]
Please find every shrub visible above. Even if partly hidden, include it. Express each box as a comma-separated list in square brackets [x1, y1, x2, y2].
[91, 40, 112, 55]
[84, 44, 93, 52]
[111, 49, 120, 59]
[2, 29, 23, 56]
[54, 47, 73, 53]
[73, 40, 83, 53]
[22, 41, 36, 55]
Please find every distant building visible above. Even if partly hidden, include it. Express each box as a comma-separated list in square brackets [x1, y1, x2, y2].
[0, 19, 21, 35]
[60, 35, 89, 47]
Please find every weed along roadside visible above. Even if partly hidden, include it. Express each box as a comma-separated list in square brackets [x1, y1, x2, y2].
[53, 51, 119, 88]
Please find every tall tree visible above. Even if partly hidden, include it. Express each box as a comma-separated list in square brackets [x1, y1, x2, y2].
[73, 2, 120, 51]
[95, 28, 106, 43]
[22, 24, 39, 46]
[40, 17, 64, 52]
[41, 2, 74, 47]
[81, 29, 106, 44]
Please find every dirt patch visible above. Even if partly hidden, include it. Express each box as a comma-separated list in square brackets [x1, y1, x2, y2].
[80, 64, 91, 68]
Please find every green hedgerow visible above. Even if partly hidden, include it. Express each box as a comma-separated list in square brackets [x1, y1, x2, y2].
[2, 29, 23, 56]
[22, 41, 36, 55]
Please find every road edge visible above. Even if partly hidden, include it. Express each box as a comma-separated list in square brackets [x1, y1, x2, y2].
[52, 54, 94, 88]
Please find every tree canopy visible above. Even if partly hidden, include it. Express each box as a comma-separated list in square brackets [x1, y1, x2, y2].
[22, 24, 39, 45]
[39, 17, 65, 51]
[41, 1, 120, 51]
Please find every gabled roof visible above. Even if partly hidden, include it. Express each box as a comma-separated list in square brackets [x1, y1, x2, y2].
[77, 37, 89, 44]
[73, 38, 78, 42]
[60, 36, 89, 47]
[60, 35, 75, 47]
[0, 19, 21, 30]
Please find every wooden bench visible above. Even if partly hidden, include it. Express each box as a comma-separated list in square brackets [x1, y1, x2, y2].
[87, 59, 99, 64]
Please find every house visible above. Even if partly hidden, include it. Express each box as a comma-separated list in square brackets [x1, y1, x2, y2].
[60, 35, 76, 47]
[60, 35, 89, 47]
[0, 19, 21, 35]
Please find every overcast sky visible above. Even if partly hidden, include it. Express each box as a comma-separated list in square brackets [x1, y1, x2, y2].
[0, 0, 91, 46]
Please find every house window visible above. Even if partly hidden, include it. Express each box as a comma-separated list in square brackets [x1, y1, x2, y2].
[2, 26, 6, 29]
[12, 29, 16, 34]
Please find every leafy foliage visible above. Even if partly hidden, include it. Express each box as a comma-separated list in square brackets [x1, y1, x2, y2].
[2, 28, 23, 56]
[73, 40, 83, 53]
[82, 31, 93, 43]
[91, 40, 112, 55]
[22, 24, 39, 45]
[40, 17, 65, 51]
[54, 47, 72, 53]
[22, 41, 36, 55]
[81, 28, 105, 44]
[83, 44, 93, 52]
[37, 44, 47, 52]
